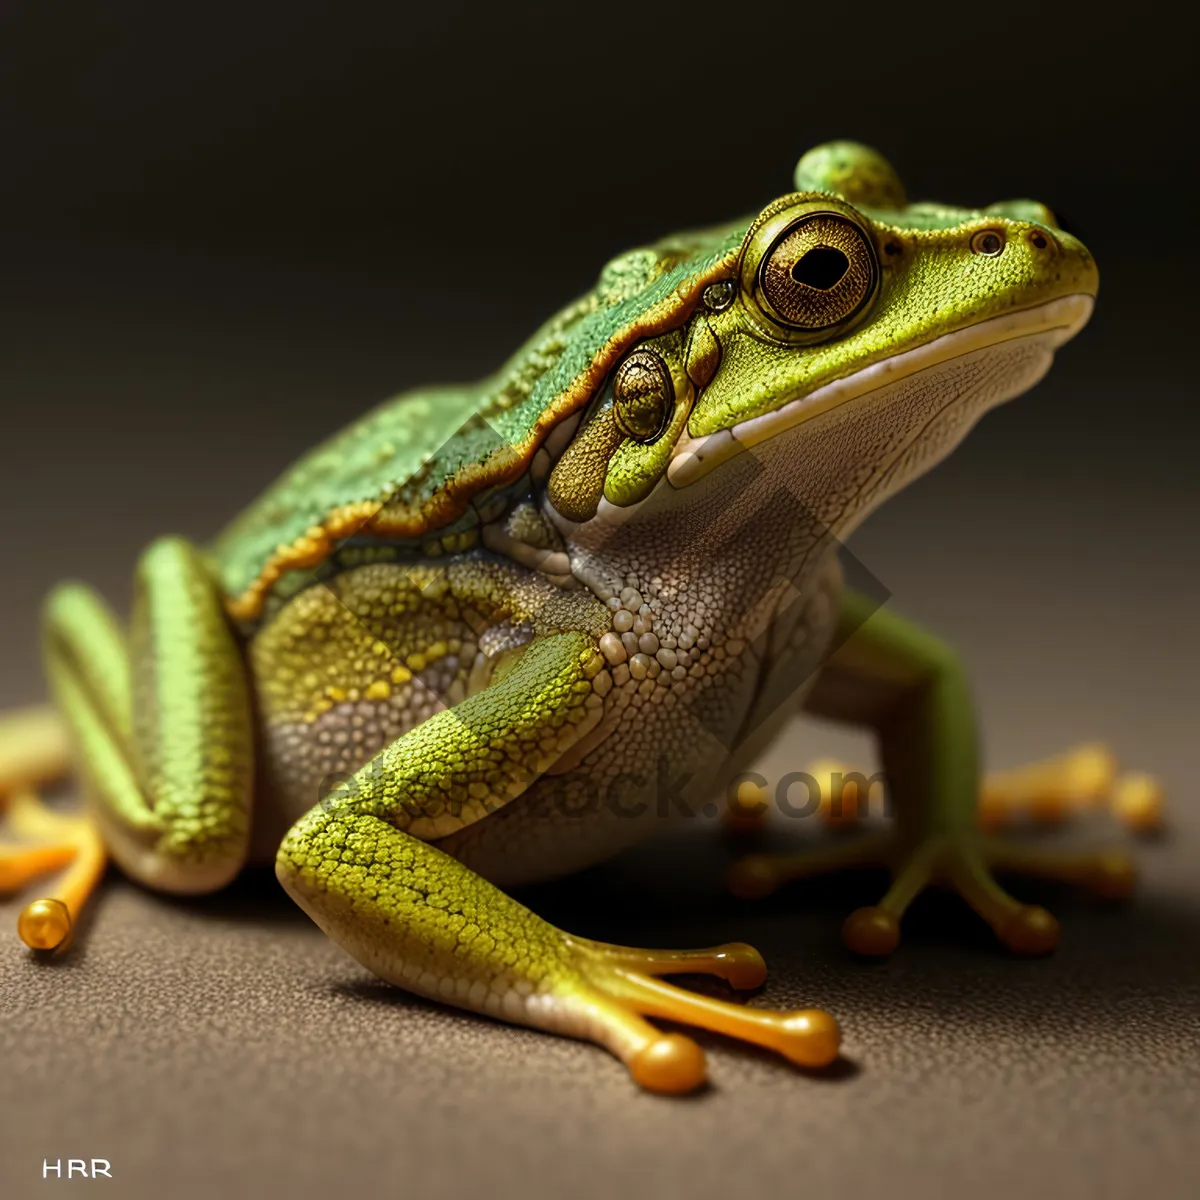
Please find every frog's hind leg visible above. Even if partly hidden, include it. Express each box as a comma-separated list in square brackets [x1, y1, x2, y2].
[15, 537, 256, 950]
[276, 631, 840, 1094]
[279, 807, 840, 1094]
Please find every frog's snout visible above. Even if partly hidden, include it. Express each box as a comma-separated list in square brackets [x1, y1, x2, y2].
[977, 217, 1099, 303]
[1046, 227, 1100, 299]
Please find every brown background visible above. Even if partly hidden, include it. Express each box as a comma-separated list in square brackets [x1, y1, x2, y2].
[1, 2, 1198, 1197]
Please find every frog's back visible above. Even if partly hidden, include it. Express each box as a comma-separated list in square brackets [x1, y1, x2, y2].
[211, 221, 747, 623]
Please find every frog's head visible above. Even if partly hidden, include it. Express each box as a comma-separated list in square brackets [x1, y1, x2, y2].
[546, 141, 1097, 536]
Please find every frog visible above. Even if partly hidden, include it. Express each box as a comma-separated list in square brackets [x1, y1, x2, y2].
[0, 141, 1163, 1095]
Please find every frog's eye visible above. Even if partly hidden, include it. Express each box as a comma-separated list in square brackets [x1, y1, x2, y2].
[738, 201, 881, 343]
[970, 228, 1006, 256]
[612, 350, 673, 443]
[756, 213, 877, 333]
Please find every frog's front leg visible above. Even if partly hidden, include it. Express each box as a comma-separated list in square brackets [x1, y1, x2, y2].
[729, 588, 1146, 957]
[3, 537, 255, 950]
[276, 630, 839, 1094]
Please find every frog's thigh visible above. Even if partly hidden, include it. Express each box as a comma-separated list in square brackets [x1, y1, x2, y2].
[40, 538, 254, 915]
[730, 588, 1138, 957]
[277, 632, 840, 1093]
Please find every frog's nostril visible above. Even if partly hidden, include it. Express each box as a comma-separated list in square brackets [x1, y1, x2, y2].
[791, 246, 849, 290]
[1029, 230, 1049, 250]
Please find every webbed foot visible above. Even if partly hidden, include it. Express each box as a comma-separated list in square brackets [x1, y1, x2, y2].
[730, 829, 1135, 956]
[560, 937, 840, 1092]
[728, 741, 1156, 957]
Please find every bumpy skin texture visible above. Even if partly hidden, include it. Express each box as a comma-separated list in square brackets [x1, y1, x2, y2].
[7, 142, 1121, 1092]
[43, 538, 254, 893]
[249, 557, 610, 843]
[213, 226, 745, 622]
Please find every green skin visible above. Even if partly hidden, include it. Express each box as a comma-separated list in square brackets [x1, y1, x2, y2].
[30, 142, 1114, 1092]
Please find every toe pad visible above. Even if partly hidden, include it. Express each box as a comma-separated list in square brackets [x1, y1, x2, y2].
[778, 1009, 841, 1068]
[629, 1035, 707, 1094]
[842, 906, 900, 956]
[726, 857, 780, 901]
[998, 904, 1061, 955]
[18, 897, 72, 951]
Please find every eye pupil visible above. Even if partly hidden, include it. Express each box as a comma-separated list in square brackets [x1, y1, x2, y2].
[791, 246, 850, 290]
[971, 230, 1005, 256]
[755, 212, 877, 334]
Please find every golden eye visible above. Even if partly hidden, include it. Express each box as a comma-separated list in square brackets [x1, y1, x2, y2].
[971, 229, 1006, 256]
[757, 213, 877, 332]
[612, 350, 673, 443]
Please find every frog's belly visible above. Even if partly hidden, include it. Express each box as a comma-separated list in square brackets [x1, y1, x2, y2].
[244, 552, 841, 884]
[435, 558, 842, 886]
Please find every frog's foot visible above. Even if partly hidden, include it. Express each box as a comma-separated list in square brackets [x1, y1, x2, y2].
[0, 788, 107, 951]
[561, 938, 840, 1093]
[977, 743, 1164, 835]
[280, 804, 840, 1095]
[729, 830, 1136, 957]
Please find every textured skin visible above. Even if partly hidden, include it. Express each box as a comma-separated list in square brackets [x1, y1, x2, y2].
[277, 808, 578, 1023]
[16, 142, 1110, 1086]
[688, 194, 1096, 434]
[213, 225, 744, 621]
[43, 538, 254, 893]
[249, 556, 609, 840]
[129, 540, 254, 869]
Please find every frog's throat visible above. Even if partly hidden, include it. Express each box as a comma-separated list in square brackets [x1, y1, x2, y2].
[666, 292, 1094, 489]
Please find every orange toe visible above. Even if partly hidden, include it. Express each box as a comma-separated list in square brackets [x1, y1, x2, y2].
[726, 856, 780, 900]
[1110, 773, 1164, 834]
[712, 943, 768, 990]
[998, 904, 1061, 955]
[629, 1034, 707, 1094]
[1086, 851, 1137, 899]
[17, 897, 73, 951]
[841, 906, 900, 956]
[776, 1008, 841, 1068]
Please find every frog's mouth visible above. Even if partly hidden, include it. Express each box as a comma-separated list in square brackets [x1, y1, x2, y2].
[667, 292, 1094, 488]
